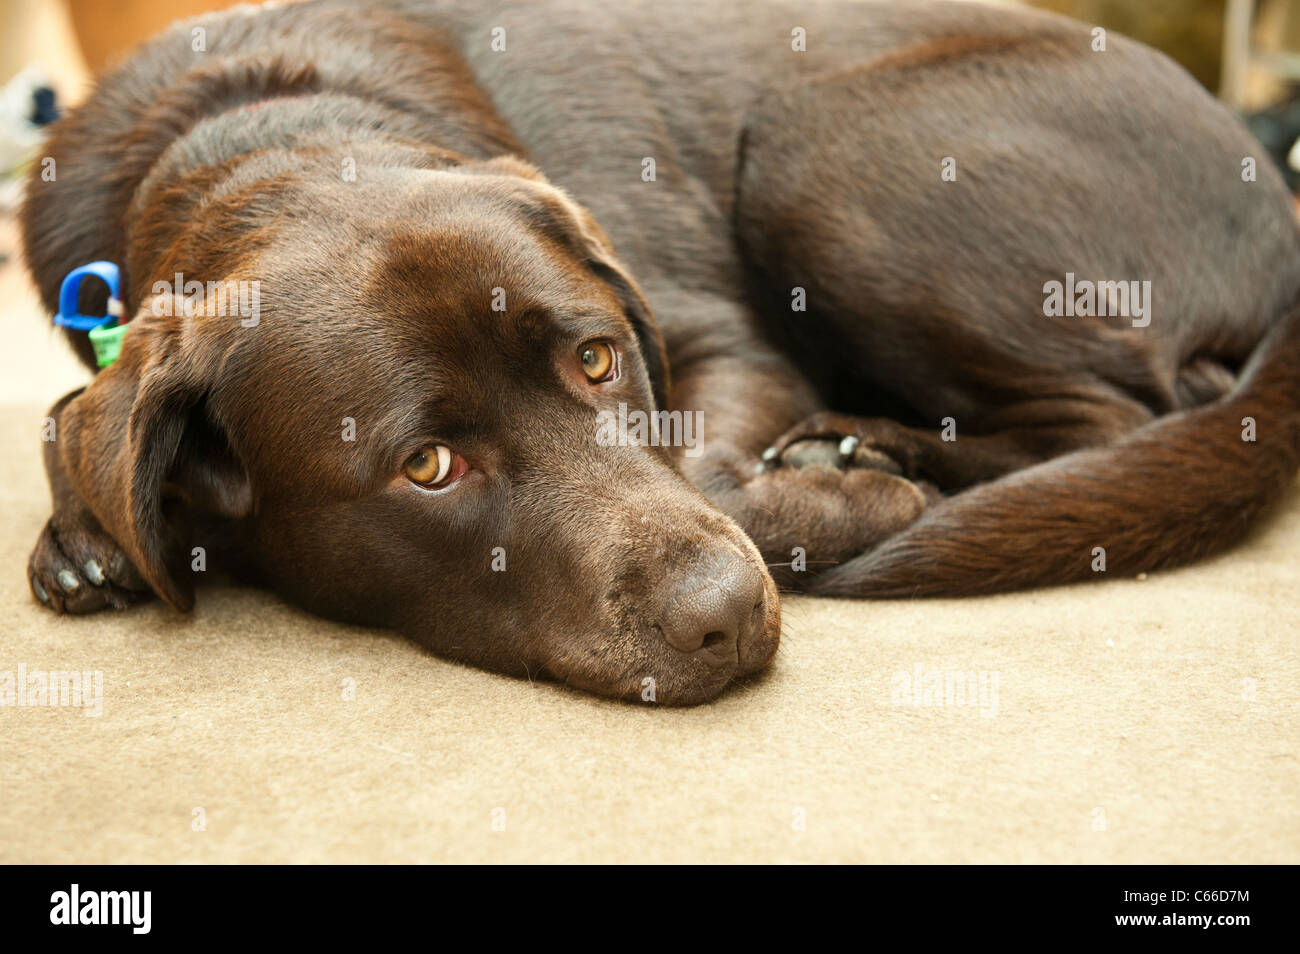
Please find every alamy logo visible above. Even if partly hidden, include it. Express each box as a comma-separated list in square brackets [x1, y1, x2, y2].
[50, 884, 151, 934]
[151, 273, 261, 327]
[891, 665, 999, 717]
[1043, 272, 1151, 328]
[0, 663, 102, 717]
[596, 402, 703, 457]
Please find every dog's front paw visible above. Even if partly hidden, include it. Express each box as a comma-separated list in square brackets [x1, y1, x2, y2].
[27, 514, 151, 614]
[731, 455, 927, 589]
[771, 435, 904, 475]
[759, 412, 942, 503]
[760, 412, 903, 472]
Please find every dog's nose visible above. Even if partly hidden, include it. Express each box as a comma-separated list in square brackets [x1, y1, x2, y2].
[656, 551, 766, 666]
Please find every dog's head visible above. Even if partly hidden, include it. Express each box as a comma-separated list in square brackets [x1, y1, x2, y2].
[57, 155, 779, 704]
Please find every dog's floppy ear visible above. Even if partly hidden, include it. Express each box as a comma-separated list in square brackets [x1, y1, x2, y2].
[57, 295, 251, 611]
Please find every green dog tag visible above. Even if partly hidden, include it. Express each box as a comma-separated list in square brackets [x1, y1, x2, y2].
[88, 321, 129, 368]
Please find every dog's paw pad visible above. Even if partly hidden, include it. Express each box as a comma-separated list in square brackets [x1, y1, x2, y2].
[774, 434, 906, 478]
[848, 443, 903, 476]
[779, 437, 844, 470]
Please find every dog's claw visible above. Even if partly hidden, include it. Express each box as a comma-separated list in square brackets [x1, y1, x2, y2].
[766, 414, 910, 479]
[755, 446, 781, 474]
[83, 559, 105, 586]
[28, 515, 150, 615]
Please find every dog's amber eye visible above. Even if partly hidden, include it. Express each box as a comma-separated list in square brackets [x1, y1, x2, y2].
[579, 341, 616, 382]
[404, 445, 463, 488]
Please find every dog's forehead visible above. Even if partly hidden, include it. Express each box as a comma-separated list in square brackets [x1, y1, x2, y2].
[374, 219, 594, 318]
[252, 179, 622, 344]
[354, 196, 627, 351]
[221, 193, 627, 467]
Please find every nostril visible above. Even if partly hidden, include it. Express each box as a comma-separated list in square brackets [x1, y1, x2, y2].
[653, 551, 766, 664]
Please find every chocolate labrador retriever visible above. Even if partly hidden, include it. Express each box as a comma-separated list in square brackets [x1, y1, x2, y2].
[21, 0, 1300, 703]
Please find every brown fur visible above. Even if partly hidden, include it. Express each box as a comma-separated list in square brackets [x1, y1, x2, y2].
[20, 0, 1300, 702]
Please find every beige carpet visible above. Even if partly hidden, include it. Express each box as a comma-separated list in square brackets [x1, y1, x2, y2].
[1, 216, 1297, 864]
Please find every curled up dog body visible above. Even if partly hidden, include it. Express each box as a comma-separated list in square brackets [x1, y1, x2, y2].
[21, 0, 1300, 703]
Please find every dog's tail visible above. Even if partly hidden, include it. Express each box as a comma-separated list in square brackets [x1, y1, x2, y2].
[812, 302, 1300, 597]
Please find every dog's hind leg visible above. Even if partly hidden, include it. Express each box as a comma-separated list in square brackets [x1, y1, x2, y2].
[732, 17, 1300, 593]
